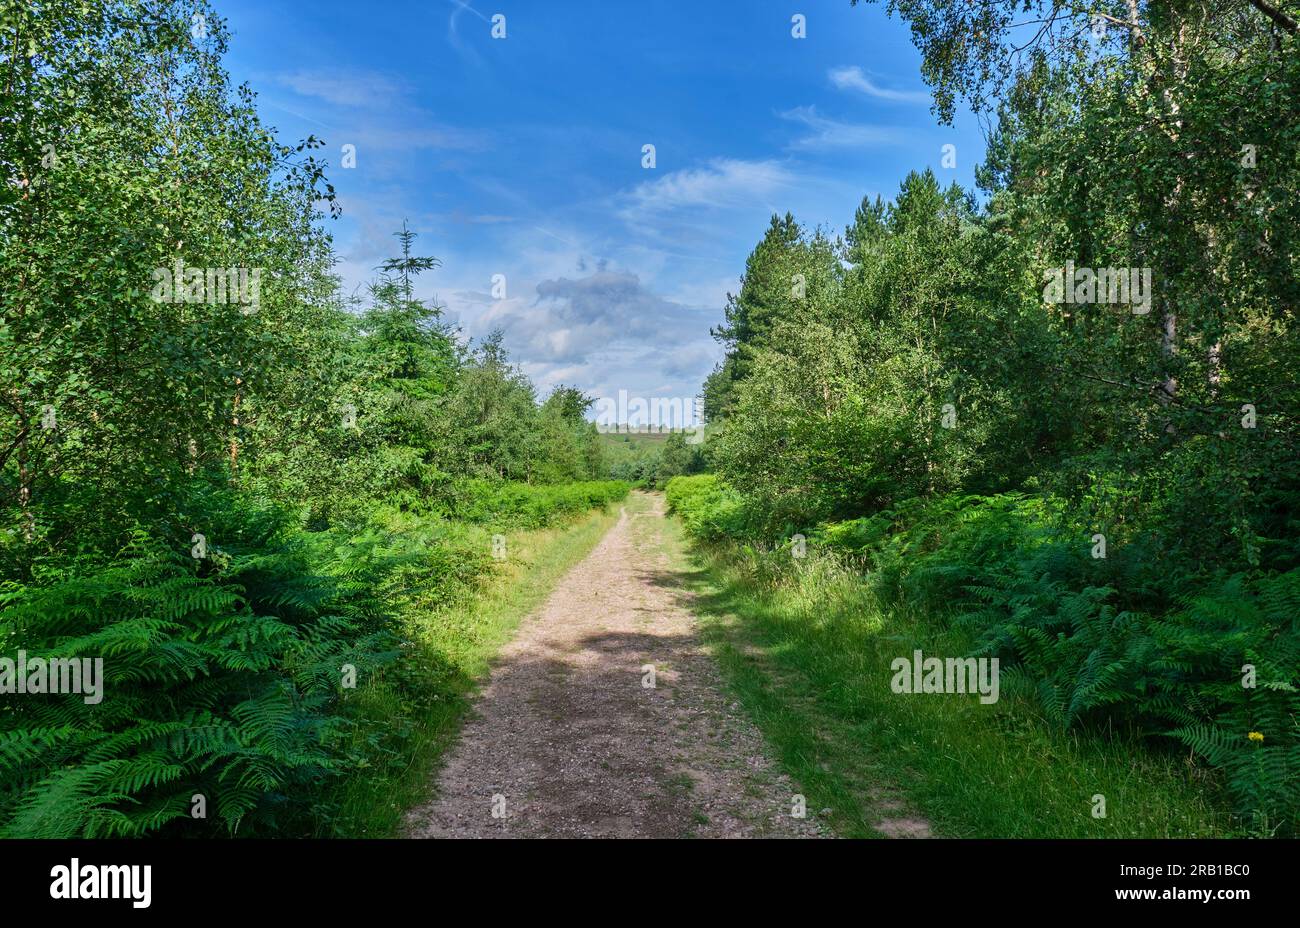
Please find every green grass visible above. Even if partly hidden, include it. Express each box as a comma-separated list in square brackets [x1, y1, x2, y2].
[658, 509, 1235, 839]
[598, 431, 670, 484]
[322, 502, 622, 837]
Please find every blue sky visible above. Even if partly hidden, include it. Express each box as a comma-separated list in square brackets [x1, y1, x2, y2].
[218, 0, 986, 421]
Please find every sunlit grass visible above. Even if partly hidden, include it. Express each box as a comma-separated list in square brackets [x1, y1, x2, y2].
[660, 513, 1235, 839]
[324, 503, 622, 837]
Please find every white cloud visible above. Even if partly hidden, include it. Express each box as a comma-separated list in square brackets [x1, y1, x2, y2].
[483, 271, 696, 363]
[306, 209, 727, 411]
[442, 266, 720, 408]
[663, 274, 736, 313]
[619, 158, 796, 223]
[276, 69, 408, 108]
[780, 106, 903, 150]
[446, 0, 490, 67]
[829, 66, 931, 105]
[270, 69, 489, 152]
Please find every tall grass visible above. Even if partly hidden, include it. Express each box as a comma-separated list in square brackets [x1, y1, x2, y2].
[0, 480, 629, 838]
[664, 476, 1237, 838]
[323, 502, 623, 836]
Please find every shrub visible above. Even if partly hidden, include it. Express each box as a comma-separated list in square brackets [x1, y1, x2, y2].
[0, 496, 399, 837]
[670, 476, 1300, 834]
[442, 480, 630, 529]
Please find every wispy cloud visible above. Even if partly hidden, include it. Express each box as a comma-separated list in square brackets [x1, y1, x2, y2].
[275, 69, 409, 108]
[829, 66, 931, 105]
[779, 106, 903, 150]
[268, 69, 490, 153]
[347, 124, 491, 152]
[446, 0, 490, 67]
[619, 158, 796, 223]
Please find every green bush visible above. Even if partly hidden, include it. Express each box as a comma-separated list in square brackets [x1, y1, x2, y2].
[0, 475, 629, 838]
[664, 474, 753, 541]
[0, 493, 400, 838]
[444, 479, 630, 530]
[669, 475, 1300, 835]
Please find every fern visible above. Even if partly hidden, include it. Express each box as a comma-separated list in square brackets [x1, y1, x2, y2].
[0, 498, 402, 838]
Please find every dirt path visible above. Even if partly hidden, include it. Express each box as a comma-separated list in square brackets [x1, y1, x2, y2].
[405, 491, 826, 838]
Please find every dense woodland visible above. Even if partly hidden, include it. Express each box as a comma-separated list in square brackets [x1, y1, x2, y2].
[676, 0, 1300, 834]
[2, 0, 1297, 840]
[0, 1, 627, 836]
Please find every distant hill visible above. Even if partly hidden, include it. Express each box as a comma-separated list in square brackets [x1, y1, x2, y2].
[596, 428, 682, 446]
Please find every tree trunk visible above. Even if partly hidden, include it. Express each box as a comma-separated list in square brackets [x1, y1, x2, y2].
[230, 379, 242, 475]
[17, 425, 32, 543]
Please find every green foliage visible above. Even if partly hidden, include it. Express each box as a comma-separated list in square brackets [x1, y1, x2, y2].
[0, 470, 629, 838]
[676, 1, 1300, 836]
[599, 430, 704, 487]
[707, 171, 1055, 525]
[0, 491, 398, 837]
[0, 0, 626, 838]
[670, 475, 1299, 834]
[601, 432, 667, 484]
[533, 387, 605, 484]
[665, 474, 752, 542]
[436, 480, 630, 530]
[672, 509, 1232, 837]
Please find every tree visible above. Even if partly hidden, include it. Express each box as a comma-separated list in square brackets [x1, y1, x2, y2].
[708, 213, 842, 418]
[445, 332, 540, 481]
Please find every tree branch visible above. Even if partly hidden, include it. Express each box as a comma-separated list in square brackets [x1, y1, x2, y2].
[1247, 0, 1299, 33]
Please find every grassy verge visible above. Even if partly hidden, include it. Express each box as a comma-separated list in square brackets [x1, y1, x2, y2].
[658, 510, 1234, 839]
[323, 502, 622, 837]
